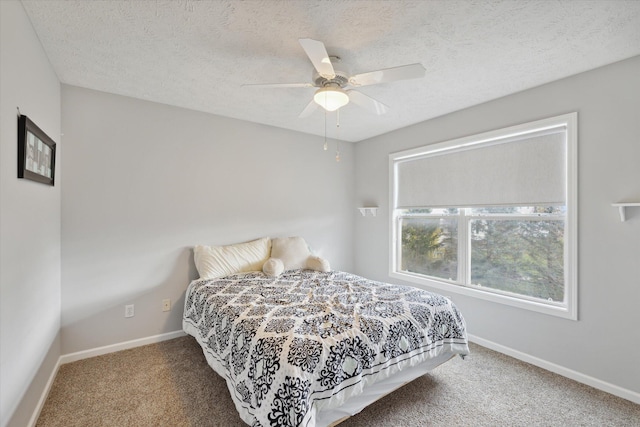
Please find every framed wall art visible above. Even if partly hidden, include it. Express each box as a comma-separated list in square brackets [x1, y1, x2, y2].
[18, 114, 56, 186]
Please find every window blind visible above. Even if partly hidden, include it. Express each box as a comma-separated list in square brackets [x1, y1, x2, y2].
[394, 127, 567, 208]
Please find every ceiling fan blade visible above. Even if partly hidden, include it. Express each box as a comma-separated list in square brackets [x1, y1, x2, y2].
[349, 63, 426, 87]
[346, 90, 389, 115]
[299, 38, 336, 79]
[298, 99, 318, 118]
[242, 82, 313, 88]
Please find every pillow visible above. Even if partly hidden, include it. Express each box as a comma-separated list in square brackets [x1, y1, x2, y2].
[262, 257, 284, 277]
[306, 255, 330, 272]
[270, 236, 311, 271]
[194, 237, 271, 280]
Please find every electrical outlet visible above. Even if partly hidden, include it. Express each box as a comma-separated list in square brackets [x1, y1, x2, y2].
[125, 304, 134, 318]
[162, 299, 171, 312]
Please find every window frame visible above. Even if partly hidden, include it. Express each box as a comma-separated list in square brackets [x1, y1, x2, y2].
[389, 113, 578, 320]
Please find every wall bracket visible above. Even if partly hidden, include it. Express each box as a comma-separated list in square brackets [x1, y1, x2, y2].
[358, 207, 378, 217]
[611, 203, 640, 222]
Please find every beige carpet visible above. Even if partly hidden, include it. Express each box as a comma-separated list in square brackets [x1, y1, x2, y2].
[36, 337, 639, 427]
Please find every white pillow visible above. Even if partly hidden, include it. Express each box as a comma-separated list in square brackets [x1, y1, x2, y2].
[194, 237, 271, 280]
[262, 257, 285, 277]
[307, 255, 331, 272]
[270, 236, 311, 271]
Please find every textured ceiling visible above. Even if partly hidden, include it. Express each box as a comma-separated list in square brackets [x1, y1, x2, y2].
[21, 0, 640, 142]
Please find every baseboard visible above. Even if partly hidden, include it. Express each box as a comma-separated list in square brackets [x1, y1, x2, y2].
[59, 330, 186, 365]
[26, 358, 61, 427]
[467, 334, 640, 405]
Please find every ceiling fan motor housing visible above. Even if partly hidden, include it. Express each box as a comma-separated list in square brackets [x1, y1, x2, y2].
[313, 56, 350, 88]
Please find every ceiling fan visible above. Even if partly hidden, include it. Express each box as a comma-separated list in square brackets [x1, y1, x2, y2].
[244, 38, 426, 118]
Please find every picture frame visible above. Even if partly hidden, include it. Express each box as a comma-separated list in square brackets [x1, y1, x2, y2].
[17, 114, 56, 186]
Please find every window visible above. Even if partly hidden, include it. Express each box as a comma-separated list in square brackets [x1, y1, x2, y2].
[390, 114, 577, 319]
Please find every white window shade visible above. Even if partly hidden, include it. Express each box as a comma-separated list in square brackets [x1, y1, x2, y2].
[395, 128, 566, 208]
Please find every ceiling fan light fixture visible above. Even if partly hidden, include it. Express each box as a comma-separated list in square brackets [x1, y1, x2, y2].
[314, 86, 349, 112]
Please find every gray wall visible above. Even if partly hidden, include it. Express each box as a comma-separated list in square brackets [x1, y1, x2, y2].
[60, 86, 355, 354]
[354, 56, 640, 396]
[2, 2, 637, 422]
[0, 2, 62, 426]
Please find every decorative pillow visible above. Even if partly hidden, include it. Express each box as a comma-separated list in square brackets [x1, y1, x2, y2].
[194, 237, 271, 280]
[306, 255, 331, 272]
[262, 257, 285, 277]
[270, 236, 311, 271]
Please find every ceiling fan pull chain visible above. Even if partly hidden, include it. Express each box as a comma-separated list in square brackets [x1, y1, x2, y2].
[335, 109, 341, 162]
[323, 110, 328, 151]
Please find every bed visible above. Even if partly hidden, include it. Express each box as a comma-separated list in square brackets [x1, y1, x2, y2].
[183, 237, 469, 427]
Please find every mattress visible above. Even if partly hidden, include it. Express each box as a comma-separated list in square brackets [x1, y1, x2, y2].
[183, 269, 469, 426]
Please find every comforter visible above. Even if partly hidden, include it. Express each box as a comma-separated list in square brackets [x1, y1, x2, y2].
[183, 270, 468, 427]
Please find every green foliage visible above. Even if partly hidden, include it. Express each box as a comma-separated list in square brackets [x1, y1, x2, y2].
[399, 208, 565, 302]
[471, 219, 564, 301]
[401, 219, 458, 281]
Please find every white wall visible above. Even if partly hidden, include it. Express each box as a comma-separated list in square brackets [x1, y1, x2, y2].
[354, 56, 640, 398]
[60, 85, 355, 354]
[0, 2, 62, 426]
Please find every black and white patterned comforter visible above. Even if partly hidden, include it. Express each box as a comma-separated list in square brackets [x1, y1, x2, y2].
[183, 270, 469, 427]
